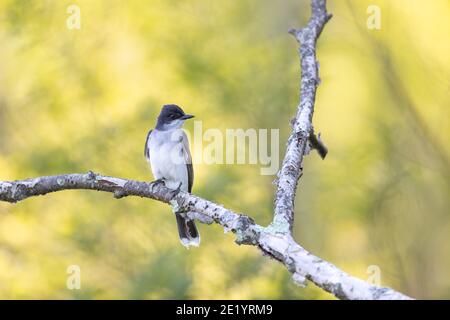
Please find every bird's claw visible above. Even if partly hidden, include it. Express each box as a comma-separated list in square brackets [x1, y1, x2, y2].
[169, 182, 183, 198]
[151, 178, 166, 190]
[154, 178, 166, 184]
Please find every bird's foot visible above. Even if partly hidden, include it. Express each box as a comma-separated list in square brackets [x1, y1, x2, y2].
[169, 182, 183, 198]
[169, 182, 184, 213]
[151, 178, 166, 190]
[153, 178, 166, 185]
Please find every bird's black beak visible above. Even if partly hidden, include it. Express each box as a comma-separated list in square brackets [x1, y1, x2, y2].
[181, 114, 194, 120]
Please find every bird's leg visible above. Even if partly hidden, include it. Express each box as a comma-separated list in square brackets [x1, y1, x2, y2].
[153, 178, 166, 185]
[168, 182, 184, 213]
[151, 178, 166, 191]
[169, 182, 183, 199]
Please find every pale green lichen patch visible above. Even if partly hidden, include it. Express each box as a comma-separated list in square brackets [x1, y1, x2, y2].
[235, 229, 254, 245]
[169, 199, 181, 213]
[266, 217, 290, 234]
[235, 224, 263, 245]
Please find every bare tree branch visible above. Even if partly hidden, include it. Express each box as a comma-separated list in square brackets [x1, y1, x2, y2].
[0, 0, 413, 300]
[0, 172, 412, 299]
[274, 0, 331, 231]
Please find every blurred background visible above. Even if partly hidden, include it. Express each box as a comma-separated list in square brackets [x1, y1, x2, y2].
[0, 0, 448, 299]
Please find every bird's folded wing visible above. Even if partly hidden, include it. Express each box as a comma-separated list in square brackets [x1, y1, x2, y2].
[182, 130, 194, 193]
[144, 129, 152, 161]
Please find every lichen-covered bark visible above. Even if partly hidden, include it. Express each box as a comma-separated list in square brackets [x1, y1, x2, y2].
[0, 172, 412, 299]
[273, 0, 331, 231]
[0, 0, 413, 300]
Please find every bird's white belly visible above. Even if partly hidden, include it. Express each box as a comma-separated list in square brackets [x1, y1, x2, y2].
[148, 132, 189, 192]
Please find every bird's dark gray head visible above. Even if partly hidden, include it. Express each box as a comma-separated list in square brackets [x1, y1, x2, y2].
[156, 104, 194, 131]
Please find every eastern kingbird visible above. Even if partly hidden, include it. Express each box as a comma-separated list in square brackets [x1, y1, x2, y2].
[144, 104, 199, 248]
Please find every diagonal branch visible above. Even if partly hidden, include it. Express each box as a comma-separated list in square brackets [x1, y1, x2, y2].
[0, 172, 412, 299]
[274, 0, 331, 231]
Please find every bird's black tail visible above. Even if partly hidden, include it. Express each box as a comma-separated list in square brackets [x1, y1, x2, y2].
[175, 213, 200, 248]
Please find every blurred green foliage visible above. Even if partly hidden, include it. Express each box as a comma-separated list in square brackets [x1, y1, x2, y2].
[0, 0, 449, 299]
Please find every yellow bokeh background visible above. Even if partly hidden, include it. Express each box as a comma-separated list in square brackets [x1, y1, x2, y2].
[0, 0, 449, 299]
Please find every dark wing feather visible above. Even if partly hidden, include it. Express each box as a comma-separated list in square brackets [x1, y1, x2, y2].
[187, 163, 193, 193]
[144, 130, 152, 160]
[182, 131, 194, 193]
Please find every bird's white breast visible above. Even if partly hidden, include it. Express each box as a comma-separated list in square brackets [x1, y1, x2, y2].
[147, 129, 189, 192]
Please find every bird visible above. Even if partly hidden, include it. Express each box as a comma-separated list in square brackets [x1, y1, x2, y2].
[144, 104, 199, 248]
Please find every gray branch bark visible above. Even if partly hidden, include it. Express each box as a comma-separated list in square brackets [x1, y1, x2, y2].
[274, 0, 331, 231]
[0, 0, 413, 300]
[0, 172, 411, 299]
